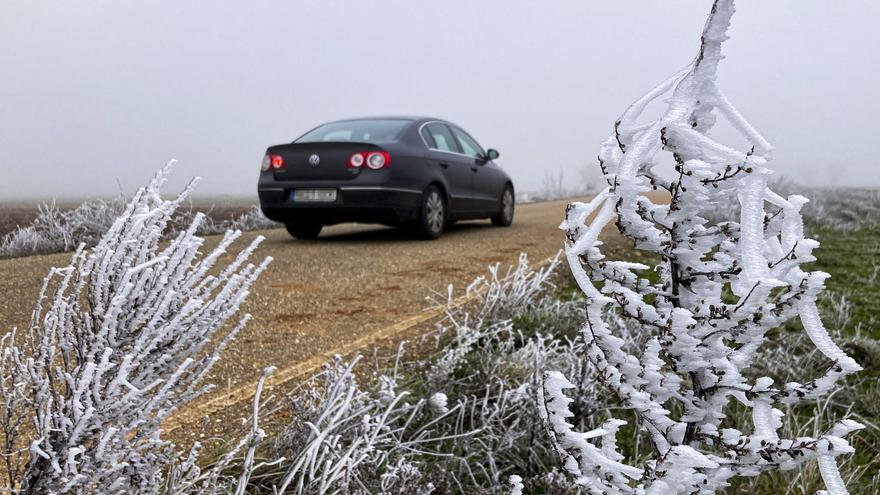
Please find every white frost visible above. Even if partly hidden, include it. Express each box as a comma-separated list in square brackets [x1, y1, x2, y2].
[544, 0, 862, 493]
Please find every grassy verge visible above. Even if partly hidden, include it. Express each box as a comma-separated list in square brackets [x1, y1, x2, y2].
[809, 227, 880, 339]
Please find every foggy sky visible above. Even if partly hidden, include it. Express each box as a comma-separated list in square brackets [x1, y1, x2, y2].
[1, 1, 878, 200]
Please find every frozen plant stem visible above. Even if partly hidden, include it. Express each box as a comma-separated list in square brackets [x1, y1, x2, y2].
[0, 162, 271, 494]
[543, 1, 862, 494]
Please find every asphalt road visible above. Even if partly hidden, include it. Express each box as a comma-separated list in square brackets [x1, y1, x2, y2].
[0, 197, 592, 440]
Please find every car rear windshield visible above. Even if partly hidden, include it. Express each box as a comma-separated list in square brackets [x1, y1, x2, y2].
[295, 119, 409, 144]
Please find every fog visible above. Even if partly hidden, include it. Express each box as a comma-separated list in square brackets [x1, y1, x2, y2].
[1, 1, 878, 200]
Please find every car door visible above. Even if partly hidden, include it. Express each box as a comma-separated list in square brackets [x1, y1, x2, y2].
[450, 125, 501, 214]
[420, 122, 475, 214]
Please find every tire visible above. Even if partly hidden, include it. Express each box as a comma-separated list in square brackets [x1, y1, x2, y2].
[285, 221, 322, 240]
[491, 185, 515, 227]
[416, 185, 446, 239]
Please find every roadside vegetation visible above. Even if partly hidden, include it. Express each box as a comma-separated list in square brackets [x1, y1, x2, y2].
[0, 166, 278, 259]
[0, 165, 272, 493]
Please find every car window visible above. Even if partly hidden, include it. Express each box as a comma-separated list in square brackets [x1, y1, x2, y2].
[296, 119, 409, 143]
[419, 126, 436, 148]
[321, 130, 353, 141]
[424, 123, 459, 153]
[451, 127, 484, 158]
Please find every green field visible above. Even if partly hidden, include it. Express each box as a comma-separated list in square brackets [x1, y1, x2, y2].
[810, 227, 880, 339]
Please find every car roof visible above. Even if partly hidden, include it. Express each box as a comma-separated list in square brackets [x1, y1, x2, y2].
[329, 116, 445, 125]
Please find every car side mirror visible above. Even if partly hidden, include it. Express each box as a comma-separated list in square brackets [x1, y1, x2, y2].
[485, 149, 500, 161]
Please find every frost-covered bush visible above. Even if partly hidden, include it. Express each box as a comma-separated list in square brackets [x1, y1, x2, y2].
[163, 366, 277, 495]
[544, 1, 863, 493]
[0, 189, 279, 259]
[264, 354, 478, 494]
[0, 198, 128, 257]
[0, 163, 270, 493]
[422, 257, 590, 487]
[237, 254, 619, 494]
[226, 205, 280, 232]
[260, 255, 569, 493]
[709, 178, 880, 232]
[786, 187, 880, 232]
[188, 205, 280, 237]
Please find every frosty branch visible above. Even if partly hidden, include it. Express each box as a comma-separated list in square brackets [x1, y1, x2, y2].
[0, 162, 271, 494]
[543, 1, 863, 493]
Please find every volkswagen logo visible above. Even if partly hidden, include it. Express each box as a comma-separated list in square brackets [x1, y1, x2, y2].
[308, 154, 321, 167]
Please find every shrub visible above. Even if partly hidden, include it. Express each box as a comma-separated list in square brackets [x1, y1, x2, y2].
[545, 1, 862, 493]
[0, 163, 270, 493]
[0, 198, 127, 257]
[0, 168, 279, 259]
[218, 253, 620, 494]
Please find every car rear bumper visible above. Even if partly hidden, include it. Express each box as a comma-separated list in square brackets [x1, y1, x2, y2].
[259, 185, 422, 226]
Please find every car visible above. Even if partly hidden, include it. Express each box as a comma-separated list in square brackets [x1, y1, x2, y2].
[257, 116, 515, 239]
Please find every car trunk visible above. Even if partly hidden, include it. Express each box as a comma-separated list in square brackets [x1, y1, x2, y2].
[268, 142, 384, 181]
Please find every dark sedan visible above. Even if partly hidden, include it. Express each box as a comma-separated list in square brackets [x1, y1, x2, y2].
[258, 116, 514, 239]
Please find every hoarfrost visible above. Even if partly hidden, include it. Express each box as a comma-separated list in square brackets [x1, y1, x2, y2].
[542, 1, 862, 493]
[0, 162, 270, 494]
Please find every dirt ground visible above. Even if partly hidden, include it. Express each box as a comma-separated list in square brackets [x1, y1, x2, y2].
[0, 206, 39, 238]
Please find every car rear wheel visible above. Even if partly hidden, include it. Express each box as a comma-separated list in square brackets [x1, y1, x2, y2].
[285, 221, 322, 240]
[416, 186, 446, 239]
[491, 186, 515, 227]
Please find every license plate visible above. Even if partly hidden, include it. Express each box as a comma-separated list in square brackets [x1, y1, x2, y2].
[292, 189, 337, 202]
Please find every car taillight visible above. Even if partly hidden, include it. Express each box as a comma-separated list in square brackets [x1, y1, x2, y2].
[261, 155, 271, 171]
[349, 152, 365, 168]
[366, 151, 390, 169]
[271, 154, 284, 170]
[348, 151, 390, 169]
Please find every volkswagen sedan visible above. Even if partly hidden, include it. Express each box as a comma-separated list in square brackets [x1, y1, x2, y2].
[257, 116, 514, 239]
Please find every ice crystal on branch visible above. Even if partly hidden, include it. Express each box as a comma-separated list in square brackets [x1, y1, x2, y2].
[0, 162, 271, 494]
[543, 1, 862, 493]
